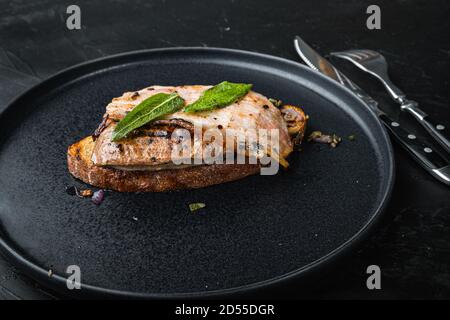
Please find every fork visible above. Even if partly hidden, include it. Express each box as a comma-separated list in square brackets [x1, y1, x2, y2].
[330, 49, 450, 154]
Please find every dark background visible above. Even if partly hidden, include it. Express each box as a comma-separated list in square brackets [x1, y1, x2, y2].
[0, 0, 449, 299]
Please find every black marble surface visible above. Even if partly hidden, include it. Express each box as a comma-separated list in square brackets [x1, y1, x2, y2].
[0, 0, 449, 299]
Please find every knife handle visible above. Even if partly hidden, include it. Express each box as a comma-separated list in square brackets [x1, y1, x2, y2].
[401, 101, 450, 154]
[379, 114, 450, 185]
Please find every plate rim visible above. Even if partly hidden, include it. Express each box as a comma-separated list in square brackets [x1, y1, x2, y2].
[0, 46, 395, 298]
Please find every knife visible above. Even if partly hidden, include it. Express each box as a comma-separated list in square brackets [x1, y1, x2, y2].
[294, 36, 450, 185]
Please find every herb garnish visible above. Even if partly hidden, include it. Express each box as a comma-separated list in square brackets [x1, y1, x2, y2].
[189, 202, 206, 212]
[184, 81, 252, 113]
[308, 131, 342, 148]
[269, 98, 283, 108]
[112, 93, 185, 141]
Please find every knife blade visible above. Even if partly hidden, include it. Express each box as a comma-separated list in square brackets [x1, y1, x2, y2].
[294, 36, 450, 185]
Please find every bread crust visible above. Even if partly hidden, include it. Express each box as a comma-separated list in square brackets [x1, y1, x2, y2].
[67, 136, 261, 192]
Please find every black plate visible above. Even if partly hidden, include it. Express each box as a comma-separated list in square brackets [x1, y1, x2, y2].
[0, 48, 394, 298]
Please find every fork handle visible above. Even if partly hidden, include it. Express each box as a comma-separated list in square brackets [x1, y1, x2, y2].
[378, 114, 450, 185]
[401, 100, 450, 154]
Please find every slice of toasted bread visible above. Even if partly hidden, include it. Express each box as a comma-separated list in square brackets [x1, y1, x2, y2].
[68, 136, 262, 192]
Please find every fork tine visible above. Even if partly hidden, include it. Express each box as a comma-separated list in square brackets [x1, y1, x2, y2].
[330, 51, 357, 61]
[354, 49, 381, 60]
[354, 50, 377, 59]
[360, 49, 378, 57]
[334, 49, 379, 61]
[356, 52, 370, 59]
[348, 49, 376, 60]
[337, 51, 364, 60]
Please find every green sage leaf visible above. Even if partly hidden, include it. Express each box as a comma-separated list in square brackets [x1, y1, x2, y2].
[184, 81, 252, 113]
[112, 93, 185, 141]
